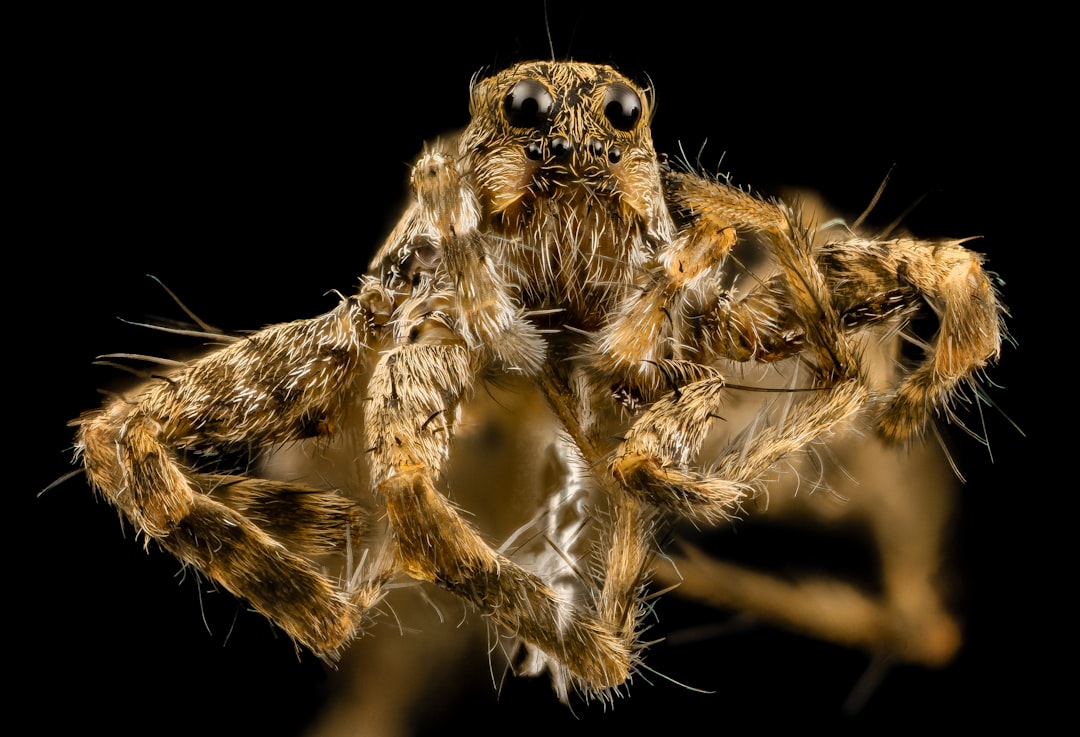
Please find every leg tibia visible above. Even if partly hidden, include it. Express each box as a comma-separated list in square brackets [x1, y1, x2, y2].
[196, 474, 367, 558]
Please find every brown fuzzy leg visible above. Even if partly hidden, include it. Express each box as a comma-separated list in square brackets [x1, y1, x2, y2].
[536, 363, 659, 683]
[75, 294, 384, 659]
[612, 375, 868, 524]
[366, 343, 631, 696]
[78, 405, 361, 658]
[692, 273, 807, 363]
[666, 169, 1006, 442]
[654, 433, 962, 669]
[380, 468, 630, 692]
[821, 236, 1006, 442]
[591, 215, 738, 394]
[595, 494, 661, 651]
[612, 178, 872, 523]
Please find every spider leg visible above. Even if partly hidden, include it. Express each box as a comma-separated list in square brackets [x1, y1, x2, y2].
[820, 235, 1006, 442]
[534, 363, 662, 684]
[362, 147, 630, 697]
[75, 289, 391, 659]
[605, 174, 867, 522]
[594, 170, 853, 402]
[653, 387, 963, 669]
[564, 173, 869, 679]
[366, 339, 631, 695]
[664, 167, 1006, 442]
[590, 209, 740, 396]
[611, 367, 867, 524]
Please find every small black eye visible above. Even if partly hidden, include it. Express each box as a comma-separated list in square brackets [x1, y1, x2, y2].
[504, 79, 554, 129]
[603, 83, 642, 131]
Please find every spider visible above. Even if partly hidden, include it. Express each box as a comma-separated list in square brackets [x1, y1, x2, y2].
[73, 60, 1005, 702]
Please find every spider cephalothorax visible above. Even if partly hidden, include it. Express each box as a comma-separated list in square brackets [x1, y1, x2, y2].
[74, 60, 1005, 703]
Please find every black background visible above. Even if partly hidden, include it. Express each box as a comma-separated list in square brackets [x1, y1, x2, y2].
[19, 2, 1051, 734]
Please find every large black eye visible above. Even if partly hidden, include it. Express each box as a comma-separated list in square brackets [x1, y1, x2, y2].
[504, 79, 554, 128]
[603, 82, 642, 131]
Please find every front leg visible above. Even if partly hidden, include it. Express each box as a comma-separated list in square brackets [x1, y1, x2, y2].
[593, 170, 850, 404]
[364, 148, 631, 697]
[366, 325, 631, 697]
[821, 235, 1006, 441]
[76, 290, 386, 659]
[603, 171, 870, 521]
[666, 167, 1006, 442]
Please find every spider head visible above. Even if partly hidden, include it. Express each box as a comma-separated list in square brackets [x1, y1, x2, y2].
[464, 61, 663, 224]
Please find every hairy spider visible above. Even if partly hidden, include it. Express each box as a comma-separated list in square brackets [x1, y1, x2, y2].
[73, 60, 1005, 701]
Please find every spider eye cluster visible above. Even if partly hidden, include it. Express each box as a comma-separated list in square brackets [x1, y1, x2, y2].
[502, 77, 643, 132]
